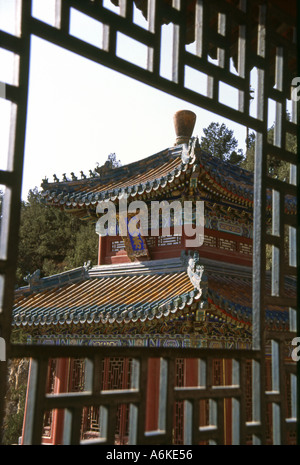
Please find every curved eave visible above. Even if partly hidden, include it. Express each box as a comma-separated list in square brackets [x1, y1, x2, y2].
[40, 141, 257, 212]
[40, 141, 296, 215]
[12, 269, 202, 328]
[207, 286, 291, 332]
[42, 159, 192, 210]
[12, 289, 201, 328]
[198, 168, 253, 208]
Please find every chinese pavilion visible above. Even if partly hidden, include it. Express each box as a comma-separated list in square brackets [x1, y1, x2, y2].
[13, 111, 295, 445]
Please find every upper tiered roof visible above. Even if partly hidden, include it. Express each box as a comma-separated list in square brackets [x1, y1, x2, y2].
[39, 110, 296, 224]
[41, 138, 256, 216]
[40, 136, 296, 223]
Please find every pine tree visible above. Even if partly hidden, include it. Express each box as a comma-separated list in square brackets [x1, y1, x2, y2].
[200, 122, 245, 164]
[241, 123, 296, 179]
[16, 188, 82, 285]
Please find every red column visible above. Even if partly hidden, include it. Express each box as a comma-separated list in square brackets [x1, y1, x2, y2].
[185, 358, 198, 387]
[21, 357, 70, 445]
[51, 358, 70, 444]
[20, 359, 33, 445]
[183, 359, 198, 443]
[224, 359, 232, 445]
[145, 358, 161, 431]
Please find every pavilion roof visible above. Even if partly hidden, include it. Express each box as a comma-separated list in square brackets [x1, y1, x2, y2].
[41, 139, 256, 212]
[40, 138, 296, 220]
[12, 257, 291, 332]
[13, 259, 199, 327]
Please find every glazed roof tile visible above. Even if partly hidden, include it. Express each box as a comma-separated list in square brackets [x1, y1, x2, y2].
[41, 146, 186, 206]
[41, 140, 256, 209]
[206, 271, 293, 330]
[12, 258, 292, 331]
[13, 261, 198, 327]
[40, 139, 296, 214]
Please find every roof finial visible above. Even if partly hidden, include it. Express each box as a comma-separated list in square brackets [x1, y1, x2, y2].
[173, 110, 196, 146]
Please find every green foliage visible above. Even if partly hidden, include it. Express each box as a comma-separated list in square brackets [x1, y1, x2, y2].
[241, 114, 297, 175]
[2, 383, 27, 445]
[200, 118, 296, 174]
[16, 187, 98, 286]
[15, 153, 121, 286]
[239, 130, 256, 172]
[65, 222, 99, 268]
[2, 355, 29, 445]
[241, 121, 297, 270]
[10, 327, 29, 344]
[200, 122, 245, 164]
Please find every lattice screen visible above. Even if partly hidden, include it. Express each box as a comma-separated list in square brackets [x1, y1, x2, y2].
[0, 0, 298, 445]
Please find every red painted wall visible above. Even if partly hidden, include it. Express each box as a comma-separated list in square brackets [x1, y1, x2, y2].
[98, 228, 252, 267]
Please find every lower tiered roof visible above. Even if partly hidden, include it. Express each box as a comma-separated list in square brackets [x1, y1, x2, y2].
[12, 256, 292, 340]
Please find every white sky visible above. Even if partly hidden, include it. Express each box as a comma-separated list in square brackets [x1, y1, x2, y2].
[0, 0, 254, 200]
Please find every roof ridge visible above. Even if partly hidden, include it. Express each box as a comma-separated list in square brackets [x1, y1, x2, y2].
[88, 257, 185, 277]
[14, 264, 90, 297]
[41, 146, 183, 190]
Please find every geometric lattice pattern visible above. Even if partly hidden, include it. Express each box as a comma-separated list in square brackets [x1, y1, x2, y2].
[0, 0, 298, 444]
[13, 344, 297, 445]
